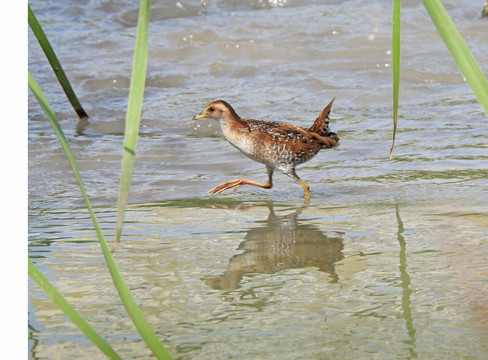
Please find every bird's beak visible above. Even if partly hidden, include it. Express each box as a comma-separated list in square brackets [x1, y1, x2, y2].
[192, 111, 207, 120]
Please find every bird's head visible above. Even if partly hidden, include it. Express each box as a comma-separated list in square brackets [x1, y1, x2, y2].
[193, 100, 239, 121]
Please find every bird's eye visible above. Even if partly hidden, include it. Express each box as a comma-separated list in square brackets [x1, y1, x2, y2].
[209, 106, 215, 112]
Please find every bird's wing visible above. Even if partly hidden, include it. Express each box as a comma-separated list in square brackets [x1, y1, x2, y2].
[245, 120, 338, 149]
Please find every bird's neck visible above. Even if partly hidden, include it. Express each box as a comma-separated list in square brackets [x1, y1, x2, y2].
[219, 115, 248, 136]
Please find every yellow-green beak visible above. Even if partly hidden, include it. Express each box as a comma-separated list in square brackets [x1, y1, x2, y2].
[192, 111, 208, 120]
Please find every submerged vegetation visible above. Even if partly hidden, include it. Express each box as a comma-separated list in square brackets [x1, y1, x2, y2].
[28, 1, 487, 358]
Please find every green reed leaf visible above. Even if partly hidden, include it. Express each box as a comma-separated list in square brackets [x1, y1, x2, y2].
[28, 72, 172, 359]
[423, 0, 488, 115]
[390, 0, 401, 160]
[28, 5, 89, 120]
[28, 260, 121, 359]
[114, 0, 151, 249]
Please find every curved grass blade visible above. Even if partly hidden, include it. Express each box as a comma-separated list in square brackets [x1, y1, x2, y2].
[113, 0, 151, 250]
[28, 72, 173, 360]
[28, 5, 89, 121]
[390, 0, 401, 159]
[28, 260, 121, 359]
[423, 0, 488, 115]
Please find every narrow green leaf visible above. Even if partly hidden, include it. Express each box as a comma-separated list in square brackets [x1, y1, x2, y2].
[28, 72, 172, 360]
[390, 0, 401, 159]
[28, 260, 121, 359]
[28, 5, 89, 120]
[114, 0, 151, 248]
[423, 0, 488, 115]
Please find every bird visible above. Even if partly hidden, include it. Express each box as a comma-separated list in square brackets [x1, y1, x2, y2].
[192, 99, 339, 198]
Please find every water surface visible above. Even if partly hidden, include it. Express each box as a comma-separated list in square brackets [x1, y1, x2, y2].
[29, 0, 488, 359]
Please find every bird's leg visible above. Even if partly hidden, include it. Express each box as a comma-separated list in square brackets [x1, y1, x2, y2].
[288, 169, 310, 198]
[209, 166, 274, 195]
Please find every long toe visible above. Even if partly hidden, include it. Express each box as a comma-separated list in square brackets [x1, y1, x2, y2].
[209, 179, 243, 194]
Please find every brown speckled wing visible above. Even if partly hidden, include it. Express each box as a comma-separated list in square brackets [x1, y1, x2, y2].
[237, 120, 338, 166]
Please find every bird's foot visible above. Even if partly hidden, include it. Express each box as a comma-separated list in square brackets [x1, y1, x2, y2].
[209, 178, 272, 195]
[209, 179, 247, 195]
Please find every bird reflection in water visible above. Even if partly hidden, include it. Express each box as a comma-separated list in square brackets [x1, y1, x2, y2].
[205, 201, 344, 290]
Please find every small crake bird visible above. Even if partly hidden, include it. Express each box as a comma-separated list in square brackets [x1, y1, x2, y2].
[193, 99, 339, 198]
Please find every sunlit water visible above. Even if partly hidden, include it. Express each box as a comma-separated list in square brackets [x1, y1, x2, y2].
[28, 0, 488, 359]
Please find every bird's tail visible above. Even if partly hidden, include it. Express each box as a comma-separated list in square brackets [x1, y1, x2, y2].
[309, 98, 340, 144]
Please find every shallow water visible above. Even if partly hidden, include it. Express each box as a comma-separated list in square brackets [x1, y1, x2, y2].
[28, 0, 488, 359]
